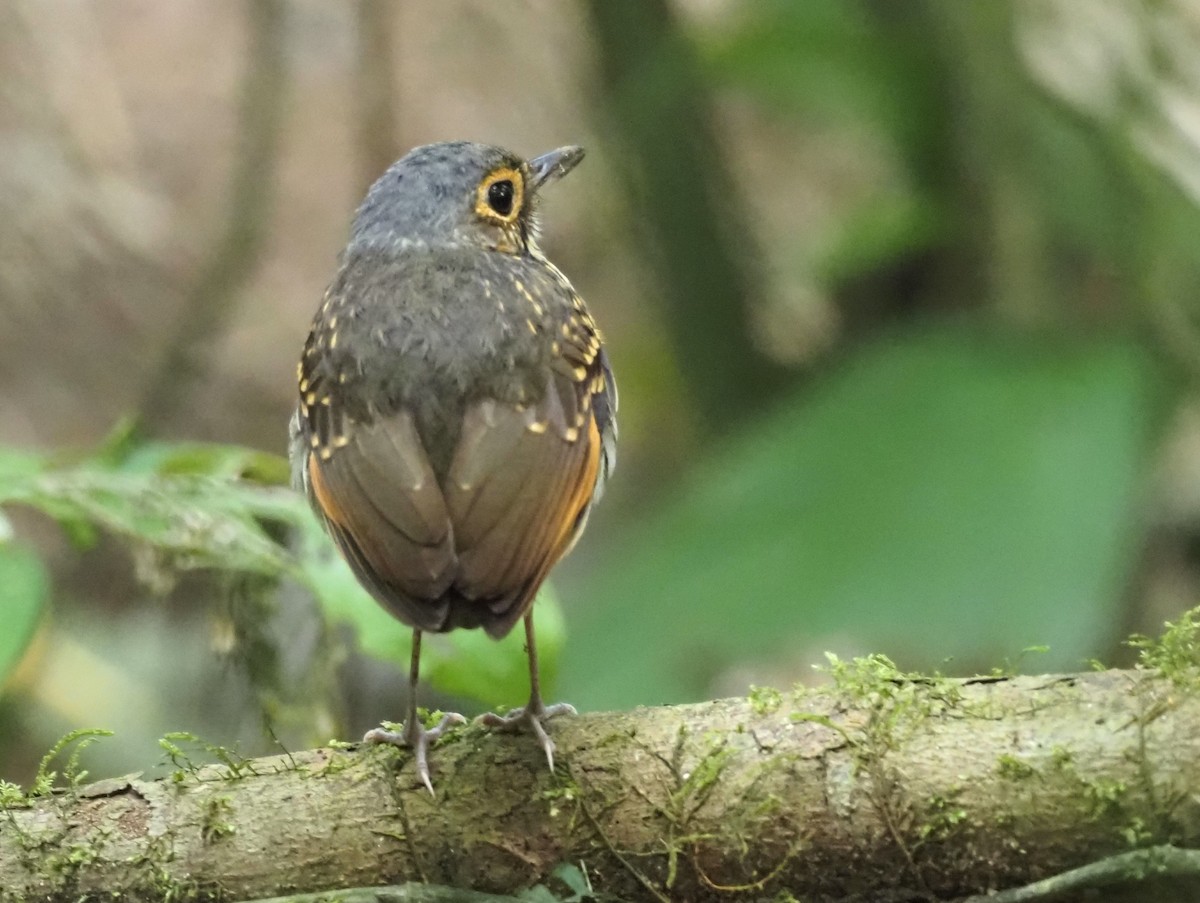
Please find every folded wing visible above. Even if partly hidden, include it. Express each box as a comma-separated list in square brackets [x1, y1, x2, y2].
[305, 408, 457, 629]
[446, 365, 602, 637]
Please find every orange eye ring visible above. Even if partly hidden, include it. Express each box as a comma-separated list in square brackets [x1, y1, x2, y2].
[475, 166, 524, 224]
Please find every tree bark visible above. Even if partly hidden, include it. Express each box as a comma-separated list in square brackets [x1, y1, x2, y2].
[2, 669, 1200, 902]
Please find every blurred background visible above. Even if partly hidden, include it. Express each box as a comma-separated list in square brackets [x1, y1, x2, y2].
[3, 0, 1200, 784]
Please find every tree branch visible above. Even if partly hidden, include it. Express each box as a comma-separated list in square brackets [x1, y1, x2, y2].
[2, 669, 1199, 902]
[960, 845, 1200, 903]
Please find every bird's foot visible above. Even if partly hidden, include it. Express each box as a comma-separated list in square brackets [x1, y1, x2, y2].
[477, 700, 577, 771]
[363, 711, 467, 795]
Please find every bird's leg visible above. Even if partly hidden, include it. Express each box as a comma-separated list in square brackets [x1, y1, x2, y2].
[477, 613, 576, 771]
[363, 629, 465, 795]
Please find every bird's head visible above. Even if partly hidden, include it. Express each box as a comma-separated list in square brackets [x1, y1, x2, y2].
[349, 140, 585, 257]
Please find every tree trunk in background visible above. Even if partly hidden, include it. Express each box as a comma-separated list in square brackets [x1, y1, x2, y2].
[3, 670, 1200, 902]
[353, 0, 401, 193]
[583, 0, 794, 434]
[138, 0, 288, 436]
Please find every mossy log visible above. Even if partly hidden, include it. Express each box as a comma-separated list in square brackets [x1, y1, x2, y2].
[2, 669, 1200, 902]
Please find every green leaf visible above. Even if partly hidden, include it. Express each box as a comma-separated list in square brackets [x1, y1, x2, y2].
[295, 518, 413, 663]
[560, 325, 1165, 709]
[1, 470, 297, 577]
[516, 889, 560, 903]
[114, 440, 290, 484]
[551, 862, 592, 897]
[0, 543, 48, 686]
[0, 447, 47, 499]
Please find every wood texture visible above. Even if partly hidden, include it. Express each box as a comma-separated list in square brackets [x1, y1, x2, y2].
[2, 670, 1198, 902]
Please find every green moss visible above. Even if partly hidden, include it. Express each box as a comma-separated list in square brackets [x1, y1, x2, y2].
[127, 835, 206, 902]
[788, 711, 852, 745]
[1040, 744, 1146, 843]
[594, 731, 631, 749]
[996, 754, 1036, 781]
[368, 828, 407, 845]
[1084, 777, 1127, 818]
[988, 645, 1050, 678]
[1128, 606, 1200, 689]
[748, 685, 783, 716]
[541, 774, 583, 827]
[158, 731, 262, 784]
[0, 730, 233, 902]
[427, 709, 463, 733]
[0, 780, 28, 809]
[607, 724, 784, 894]
[30, 728, 114, 797]
[814, 651, 963, 782]
[1121, 815, 1154, 848]
[804, 654, 969, 886]
[201, 795, 236, 842]
[0, 728, 112, 811]
[43, 836, 105, 884]
[919, 792, 968, 841]
[818, 653, 963, 738]
[1049, 745, 1074, 770]
[300, 746, 359, 779]
[674, 738, 733, 810]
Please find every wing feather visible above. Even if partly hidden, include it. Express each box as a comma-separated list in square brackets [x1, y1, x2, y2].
[307, 412, 457, 630]
[444, 367, 603, 637]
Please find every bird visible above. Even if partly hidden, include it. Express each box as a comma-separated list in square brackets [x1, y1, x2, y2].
[289, 140, 616, 793]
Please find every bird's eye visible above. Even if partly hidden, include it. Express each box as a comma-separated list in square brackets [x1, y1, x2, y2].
[475, 167, 524, 225]
[487, 179, 515, 216]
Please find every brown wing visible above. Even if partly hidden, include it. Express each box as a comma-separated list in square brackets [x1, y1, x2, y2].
[444, 366, 603, 637]
[306, 410, 459, 632]
[440, 281, 615, 638]
[294, 284, 460, 631]
[303, 379, 602, 639]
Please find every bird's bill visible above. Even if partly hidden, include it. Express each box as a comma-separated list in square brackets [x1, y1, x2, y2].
[528, 146, 585, 191]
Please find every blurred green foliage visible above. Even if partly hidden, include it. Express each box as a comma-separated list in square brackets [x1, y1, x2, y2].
[0, 542, 47, 689]
[547, 0, 1200, 711]
[702, 0, 1200, 323]
[0, 428, 560, 709]
[703, 1, 941, 163]
[562, 327, 1165, 709]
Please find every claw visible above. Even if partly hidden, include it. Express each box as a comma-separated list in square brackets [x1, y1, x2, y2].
[364, 711, 466, 795]
[477, 700, 576, 771]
